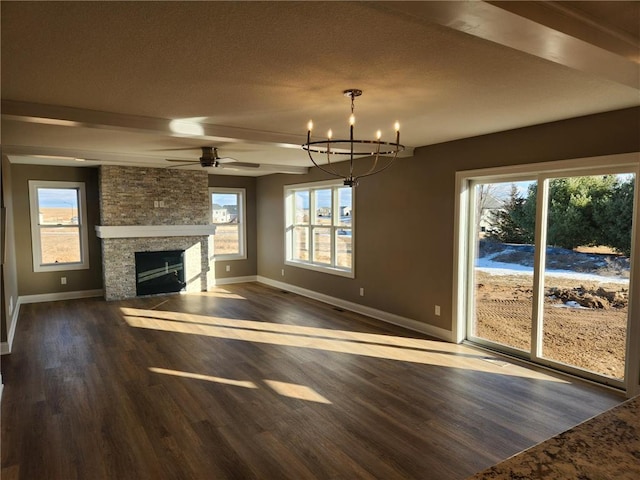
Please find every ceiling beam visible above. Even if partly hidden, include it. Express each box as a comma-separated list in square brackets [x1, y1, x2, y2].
[1, 100, 306, 150]
[372, 1, 639, 90]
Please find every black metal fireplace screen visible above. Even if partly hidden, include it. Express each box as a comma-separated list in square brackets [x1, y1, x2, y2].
[134, 250, 186, 296]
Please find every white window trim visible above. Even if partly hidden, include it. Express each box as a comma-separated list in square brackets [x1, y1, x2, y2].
[452, 152, 640, 396]
[209, 187, 247, 260]
[284, 179, 355, 278]
[29, 180, 90, 272]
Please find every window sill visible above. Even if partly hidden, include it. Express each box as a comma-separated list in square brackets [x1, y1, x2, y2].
[285, 260, 354, 278]
[213, 254, 247, 261]
[34, 262, 90, 273]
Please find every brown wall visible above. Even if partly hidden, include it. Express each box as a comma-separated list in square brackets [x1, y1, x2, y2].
[11, 164, 103, 296]
[208, 174, 258, 279]
[2, 157, 19, 343]
[256, 107, 640, 333]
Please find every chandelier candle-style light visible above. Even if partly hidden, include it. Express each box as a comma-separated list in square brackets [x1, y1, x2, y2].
[302, 89, 405, 187]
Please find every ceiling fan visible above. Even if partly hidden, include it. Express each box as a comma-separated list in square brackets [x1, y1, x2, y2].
[166, 146, 260, 170]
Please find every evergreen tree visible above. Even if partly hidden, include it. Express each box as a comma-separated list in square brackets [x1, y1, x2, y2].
[593, 177, 634, 256]
[487, 185, 534, 243]
[545, 176, 616, 250]
[488, 175, 634, 256]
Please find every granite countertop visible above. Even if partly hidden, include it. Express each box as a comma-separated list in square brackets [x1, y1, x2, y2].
[469, 395, 640, 479]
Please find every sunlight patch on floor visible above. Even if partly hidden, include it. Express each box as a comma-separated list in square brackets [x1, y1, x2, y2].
[149, 367, 258, 389]
[120, 307, 469, 353]
[122, 308, 568, 383]
[148, 367, 332, 404]
[263, 380, 332, 404]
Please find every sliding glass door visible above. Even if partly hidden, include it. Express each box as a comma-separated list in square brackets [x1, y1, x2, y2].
[468, 180, 536, 355]
[466, 167, 636, 387]
[538, 174, 633, 380]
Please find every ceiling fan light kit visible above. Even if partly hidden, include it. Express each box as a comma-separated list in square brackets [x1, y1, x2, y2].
[199, 146, 220, 167]
[302, 89, 405, 187]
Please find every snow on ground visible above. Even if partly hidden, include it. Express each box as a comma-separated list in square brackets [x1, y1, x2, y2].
[476, 254, 630, 284]
[551, 301, 590, 309]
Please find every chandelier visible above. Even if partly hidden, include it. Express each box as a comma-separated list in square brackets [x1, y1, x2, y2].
[302, 89, 405, 187]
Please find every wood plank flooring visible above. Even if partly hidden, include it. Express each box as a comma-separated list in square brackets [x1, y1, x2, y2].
[1, 283, 624, 479]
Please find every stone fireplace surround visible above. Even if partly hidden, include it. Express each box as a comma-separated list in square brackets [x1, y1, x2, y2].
[97, 166, 215, 301]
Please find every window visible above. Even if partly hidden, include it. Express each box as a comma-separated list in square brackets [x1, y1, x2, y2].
[210, 187, 246, 259]
[29, 180, 90, 272]
[285, 180, 354, 277]
[453, 153, 640, 391]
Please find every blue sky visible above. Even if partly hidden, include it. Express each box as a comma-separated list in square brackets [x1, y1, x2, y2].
[38, 188, 78, 208]
[296, 188, 352, 209]
[212, 193, 237, 206]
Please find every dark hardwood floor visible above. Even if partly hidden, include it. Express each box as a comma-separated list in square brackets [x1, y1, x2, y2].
[1, 283, 624, 479]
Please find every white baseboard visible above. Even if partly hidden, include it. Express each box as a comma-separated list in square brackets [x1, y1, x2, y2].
[1, 296, 22, 355]
[19, 289, 104, 305]
[256, 276, 453, 342]
[1, 290, 103, 355]
[212, 275, 258, 286]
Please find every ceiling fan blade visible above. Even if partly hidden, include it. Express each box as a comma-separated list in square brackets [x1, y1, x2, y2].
[215, 156, 239, 164]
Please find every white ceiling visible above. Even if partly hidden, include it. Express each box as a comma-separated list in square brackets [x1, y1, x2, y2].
[2, 1, 638, 176]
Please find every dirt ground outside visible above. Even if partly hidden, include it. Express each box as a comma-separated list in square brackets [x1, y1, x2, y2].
[473, 243, 630, 380]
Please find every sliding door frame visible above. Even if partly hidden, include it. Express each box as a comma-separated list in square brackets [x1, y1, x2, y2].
[453, 153, 640, 396]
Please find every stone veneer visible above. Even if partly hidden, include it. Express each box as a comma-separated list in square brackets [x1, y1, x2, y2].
[99, 166, 210, 226]
[99, 166, 212, 300]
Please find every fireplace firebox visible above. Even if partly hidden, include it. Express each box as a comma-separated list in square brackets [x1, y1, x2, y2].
[134, 250, 186, 296]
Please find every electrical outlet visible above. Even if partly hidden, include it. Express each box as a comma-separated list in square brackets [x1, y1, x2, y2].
[435, 305, 441, 316]
[159, 200, 165, 207]
[225, 265, 230, 272]
[61, 277, 67, 285]
[360, 287, 364, 296]
[281, 269, 285, 276]
[154, 200, 159, 208]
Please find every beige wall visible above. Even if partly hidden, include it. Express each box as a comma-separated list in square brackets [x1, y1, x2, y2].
[256, 107, 640, 333]
[208, 174, 257, 279]
[11, 164, 103, 296]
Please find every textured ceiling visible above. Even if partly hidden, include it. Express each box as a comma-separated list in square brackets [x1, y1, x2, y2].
[2, 1, 638, 175]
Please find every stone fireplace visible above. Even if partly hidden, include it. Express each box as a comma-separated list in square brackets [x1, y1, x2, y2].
[97, 166, 215, 301]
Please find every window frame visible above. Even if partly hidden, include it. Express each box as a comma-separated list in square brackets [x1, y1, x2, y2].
[209, 187, 247, 260]
[28, 180, 90, 272]
[453, 152, 640, 395]
[284, 179, 355, 278]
